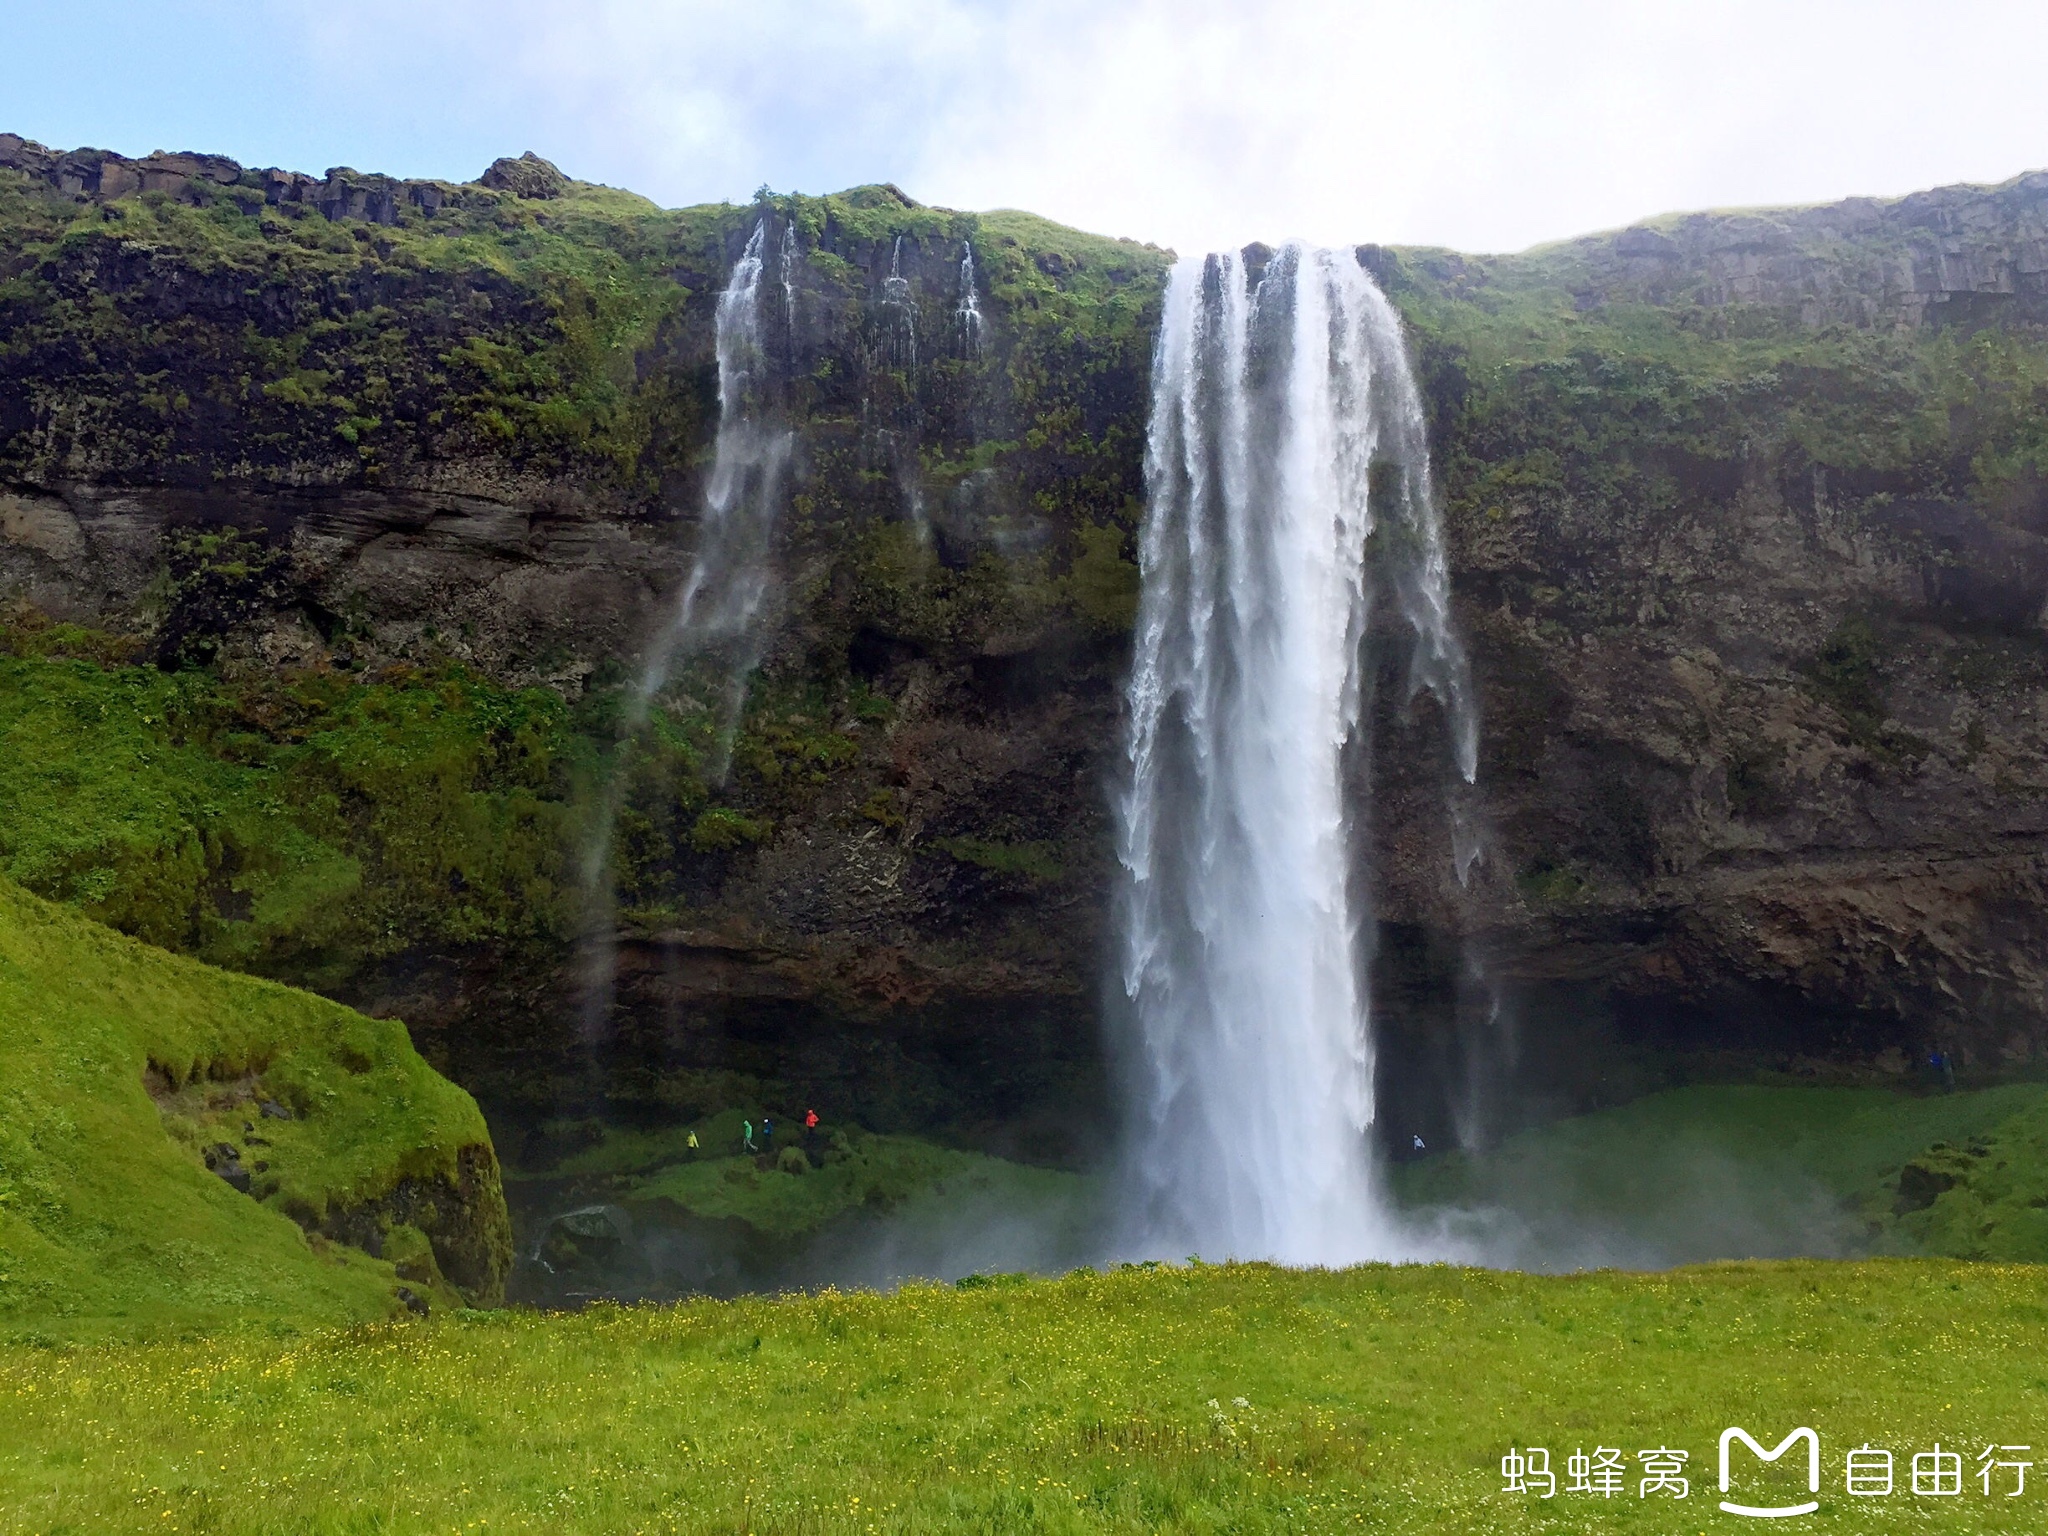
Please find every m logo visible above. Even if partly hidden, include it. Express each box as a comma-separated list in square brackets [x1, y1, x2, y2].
[1719, 1427, 1821, 1517]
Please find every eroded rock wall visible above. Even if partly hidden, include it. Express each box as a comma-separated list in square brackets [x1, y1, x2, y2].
[4, 140, 2046, 1147]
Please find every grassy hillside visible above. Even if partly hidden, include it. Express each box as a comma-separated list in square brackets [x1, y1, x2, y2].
[524, 1117, 1086, 1237]
[0, 878, 509, 1338]
[1391, 1082, 2048, 1267]
[0, 614, 574, 992]
[2, 1257, 2044, 1532]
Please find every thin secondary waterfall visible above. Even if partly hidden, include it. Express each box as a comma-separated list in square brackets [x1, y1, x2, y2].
[630, 218, 791, 748]
[1113, 244, 1477, 1263]
[779, 220, 799, 352]
[881, 234, 917, 369]
[956, 242, 984, 357]
[576, 219, 792, 1030]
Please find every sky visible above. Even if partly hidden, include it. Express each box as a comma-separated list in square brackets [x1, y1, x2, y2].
[4, 0, 2046, 256]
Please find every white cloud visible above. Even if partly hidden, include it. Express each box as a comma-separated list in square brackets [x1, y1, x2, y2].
[282, 0, 2048, 254]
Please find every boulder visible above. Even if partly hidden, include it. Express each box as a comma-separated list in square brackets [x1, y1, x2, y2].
[202, 1141, 252, 1194]
[478, 152, 567, 200]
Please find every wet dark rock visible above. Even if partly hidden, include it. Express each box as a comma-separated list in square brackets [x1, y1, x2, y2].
[3, 135, 2047, 1153]
[536, 1204, 633, 1274]
[202, 1142, 252, 1194]
[319, 1145, 512, 1306]
[1894, 1142, 1979, 1214]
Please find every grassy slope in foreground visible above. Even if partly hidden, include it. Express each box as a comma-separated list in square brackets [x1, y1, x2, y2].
[2, 1258, 2046, 1533]
[0, 879, 510, 1337]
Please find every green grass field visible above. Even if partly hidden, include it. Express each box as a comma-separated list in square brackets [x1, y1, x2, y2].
[8, 871, 2048, 1532]
[3, 1258, 2045, 1533]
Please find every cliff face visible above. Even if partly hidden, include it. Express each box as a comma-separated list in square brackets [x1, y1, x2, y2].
[2, 136, 2045, 1153]
[1462, 170, 2048, 329]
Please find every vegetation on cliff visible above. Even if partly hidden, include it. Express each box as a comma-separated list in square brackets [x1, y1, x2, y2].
[0, 878, 509, 1336]
[4, 133, 2046, 1182]
[522, 1115, 1082, 1231]
[1369, 237, 2048, 865]
[0, 139, 1164, 579]
[0, 145, 708, 490]
[0, 147, 1162, 1127]
[0, 607, 574, 990]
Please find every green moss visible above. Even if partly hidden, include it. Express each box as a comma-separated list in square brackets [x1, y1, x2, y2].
[1383, 237, 2048, 656]
[527, 1111, 743, 1177]
[587, 673, 888, 911]
[1513, 858, 1587, 905]
[1065, 519, 1142, 633]
[858, 786, 905, 828]
[688, 807, 771, 853]
[1895, 1094, 2048, 1260]
[146, 527, 291, 669]
[932, 835, 1064, 884]
[0, 626, 573, 989]
[0, 162, 737, 493]
[625, 1133, 1081, 1239]
[516, 1113, 1087, 1241]
[0, 878, 505, 1338]
[1393, 1082, 2048, 1253]
[1802, 614, 1886, 727]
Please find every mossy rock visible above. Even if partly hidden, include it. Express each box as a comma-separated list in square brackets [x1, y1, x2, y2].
[0, 877, 511, 1336]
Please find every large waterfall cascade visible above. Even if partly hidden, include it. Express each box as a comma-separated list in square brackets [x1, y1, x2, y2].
[1114, 244, 1478, 1264]
[575, 219, 795, 1028]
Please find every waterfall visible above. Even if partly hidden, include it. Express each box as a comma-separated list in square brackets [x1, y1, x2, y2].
[956, 242, 984, 357]
[1112, 244, 1477, 1264]
[629, 217, 791, 743]
[576, 219, 792, 1032]
[779, 220, 799, 352]
[881, 234, 917, 370]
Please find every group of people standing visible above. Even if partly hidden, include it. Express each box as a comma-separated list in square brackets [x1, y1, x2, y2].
[741, 1108, 821, 1157]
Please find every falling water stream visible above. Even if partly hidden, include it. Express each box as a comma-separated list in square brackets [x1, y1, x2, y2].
[576, 220, 792, 1031]
[1114, 244, 1478, 1264]
[634, 219, 790, 740]
[956, 242, 984, 357]
[881, 234, 918, 369]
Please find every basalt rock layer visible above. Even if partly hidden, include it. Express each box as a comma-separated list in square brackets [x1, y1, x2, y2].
[2, 136, 2044, 1151]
